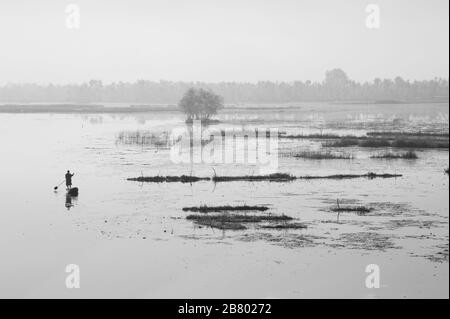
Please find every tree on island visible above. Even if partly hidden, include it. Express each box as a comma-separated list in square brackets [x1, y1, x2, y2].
[178, 88, 223, 123]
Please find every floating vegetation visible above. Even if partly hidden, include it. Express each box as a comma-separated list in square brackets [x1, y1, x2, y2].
[360, 139, 393, 148]
[298, 172, 402, 180]
[212, 173, 297, 183]
[324, 137, 449, 149]
[329, 199, 373, 220]
[187, 213, 293, 230]
[331, 206, 373, 215]
[187, 214, 293, 223]
[292, 151, 354, 160]
[239, 233, 324, 249]
[127, 173, 297, 183]
[185, 118, 221, 125]
[367, 131, 449, 138]
[182, 205, 269, 213]
[384, 219, 440, 230]
[260, 223, 307, 230]
[391, 139, 449, 149]
[322, 138, 359, 147]
[425, 244, 449, 263]
[333, 232, 398, 251]
[128, 172, 402, 183]
[194, 220, 247, 230]
[324, 138, 391, 148]
[364, 202, 418, 217]
[279, 133, 358, 140]
[371, 151, 418, 160]
[127, 175, 210, 183]
[116, 131, 178, 148]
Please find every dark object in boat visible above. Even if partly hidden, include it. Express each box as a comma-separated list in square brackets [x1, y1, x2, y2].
[67, 187, 79, 197]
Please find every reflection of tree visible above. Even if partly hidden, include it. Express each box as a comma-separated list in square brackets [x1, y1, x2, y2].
[0, 70, 447, 103]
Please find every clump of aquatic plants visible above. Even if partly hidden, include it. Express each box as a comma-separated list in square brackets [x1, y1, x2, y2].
[279, 133, 358, 140]
[330, 199, 374, 222]
[292, 151, 354, 160]
[182, 205, 270, 213]
[186, 213, 293, 230]
[391, 139, 448, 149]
[127, 172, 403, 183]
[371, 151, 418, 160]
[260, 223, 307, 230]
[211, 173, 296, 183]
[367, 131, 449, 138]
[331, 206, 373, 215]
[127, 175, 210, 183]
[298, 172, 402, 180]
[323, 138, 360, 148]
[116, 131, 177, 148]
[335, 232, 398, 251]
[324, 137, 448, 149]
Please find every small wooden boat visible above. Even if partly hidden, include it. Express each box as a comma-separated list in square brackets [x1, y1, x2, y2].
[67, 187, 79, 197]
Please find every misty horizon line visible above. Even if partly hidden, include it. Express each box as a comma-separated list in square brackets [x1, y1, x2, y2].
[1, 75, 449, 87]
[1, 69, 448, 104]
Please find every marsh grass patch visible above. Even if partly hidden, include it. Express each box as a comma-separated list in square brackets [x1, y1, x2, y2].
[383, 219, 446, 230]
[328, 199, 373, 216]
[182, 205, 270, 213]
[291, 151, 354, 160]
[116, 131, 176, 148]
[298, 172, 402, 180]
[128, 172, 402, 183]
[333, 232, 399, 251]
[239, 232, 325, 249]
[260, 223, 308, 230]
[324, 137, 448, 149]
[327, 201, 419, 218]
[367, 131, 449, 139]
[279, 133, 359, 140]
[127, 175, 210, 183]
[186, 213, 294, 230]
[410, 242, 449, 263]
[371, 151, 418, 160]
[331, 206, 373, 215]
[212, 173, 296, 183]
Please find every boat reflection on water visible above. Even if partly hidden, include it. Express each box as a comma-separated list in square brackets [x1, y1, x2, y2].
[65, 195, 74, 210]
[65, 188, 79, 211]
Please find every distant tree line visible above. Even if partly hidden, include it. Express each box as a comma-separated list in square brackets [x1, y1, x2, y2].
[0, 69, 448, 104]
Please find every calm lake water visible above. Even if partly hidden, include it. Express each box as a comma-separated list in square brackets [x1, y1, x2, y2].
[0, 102, 448, 298]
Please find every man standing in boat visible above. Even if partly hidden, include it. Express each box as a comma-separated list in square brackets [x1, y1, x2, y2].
[65, 170, 75, 190]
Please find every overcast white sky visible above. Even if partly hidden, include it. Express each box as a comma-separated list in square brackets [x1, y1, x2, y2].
[0, 0, 448, 84]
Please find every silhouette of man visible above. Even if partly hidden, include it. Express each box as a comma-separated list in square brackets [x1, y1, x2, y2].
[65, 170, 75, 190]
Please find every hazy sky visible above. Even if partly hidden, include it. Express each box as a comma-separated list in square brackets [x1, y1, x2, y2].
[0, 0, 448, 84]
